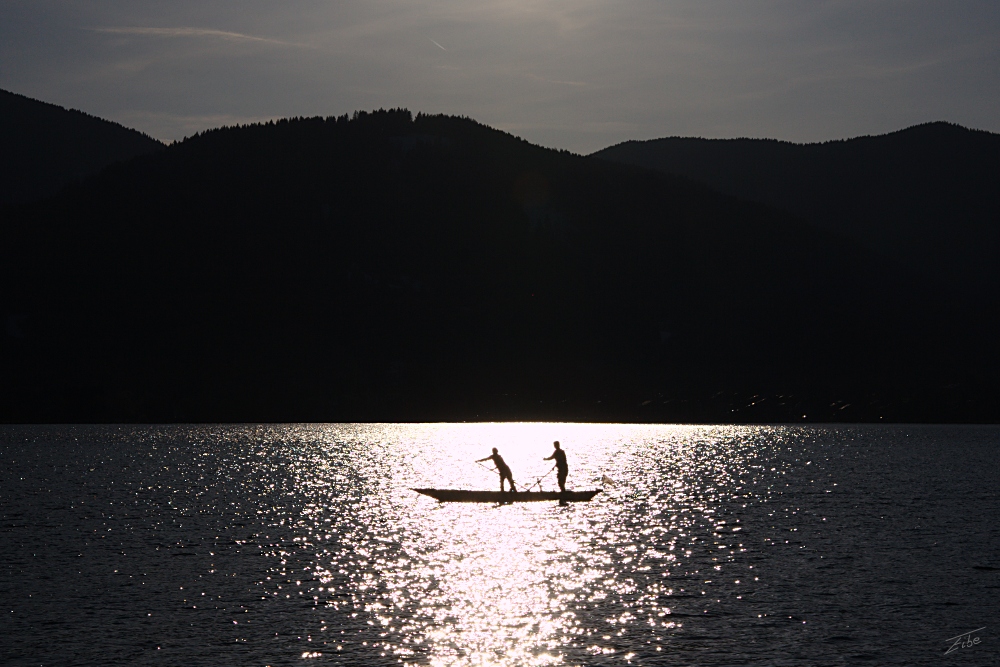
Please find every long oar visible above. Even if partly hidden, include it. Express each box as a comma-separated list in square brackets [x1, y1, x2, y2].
[475, 459, 509, 489]
[476, 459, 521, 493]
[524, 465, 556, 492]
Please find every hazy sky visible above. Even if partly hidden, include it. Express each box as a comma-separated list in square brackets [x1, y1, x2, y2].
[2, 1, 999, 153]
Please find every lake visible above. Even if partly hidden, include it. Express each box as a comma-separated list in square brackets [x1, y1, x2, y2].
[1, 424, 997, 666]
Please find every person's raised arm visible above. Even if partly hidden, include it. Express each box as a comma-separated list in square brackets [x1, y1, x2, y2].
[476, 456, 491, 463]
[543, 453, 554, 461]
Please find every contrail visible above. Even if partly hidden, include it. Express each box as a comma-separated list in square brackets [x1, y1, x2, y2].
[429, 38, 447, 51]
[91, 26, 291, 46]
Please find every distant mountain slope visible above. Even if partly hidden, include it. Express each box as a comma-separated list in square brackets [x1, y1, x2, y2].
[2, 110, 996, 422]
[0, 89, 165, 206]
[592, 123, 1000, 290]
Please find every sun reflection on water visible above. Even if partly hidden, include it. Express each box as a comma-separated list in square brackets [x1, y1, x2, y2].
[255, 423, 790, 666]
[8, 424, 999, 666]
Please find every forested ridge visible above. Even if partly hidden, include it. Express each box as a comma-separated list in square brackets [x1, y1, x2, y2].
[593, 123, 1000, 293]
[2, 107, 996, 422]
[0, 88, 165, 206]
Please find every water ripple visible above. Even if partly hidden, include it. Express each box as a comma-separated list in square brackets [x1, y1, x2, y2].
[1, 424, 998, 666]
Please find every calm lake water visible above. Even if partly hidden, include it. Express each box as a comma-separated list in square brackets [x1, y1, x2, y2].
[1, 424, 998, 666]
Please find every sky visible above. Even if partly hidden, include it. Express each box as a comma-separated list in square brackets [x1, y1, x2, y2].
[2, 0, 999, 154]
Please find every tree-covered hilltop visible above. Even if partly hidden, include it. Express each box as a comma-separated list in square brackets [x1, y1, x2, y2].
[0, 88, 165, 206]
[2, 109, 996, 422]
[592, 123, 1000, 294]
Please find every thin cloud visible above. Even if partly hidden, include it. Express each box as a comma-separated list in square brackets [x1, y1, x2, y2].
[91, 26, 295, 46]
[526, 73, 588, 87]
[429, 38, 447, 51]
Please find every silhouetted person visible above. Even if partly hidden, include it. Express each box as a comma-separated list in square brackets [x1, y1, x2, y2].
[477, 447, 516, 492]
[544, 441, 568, 492]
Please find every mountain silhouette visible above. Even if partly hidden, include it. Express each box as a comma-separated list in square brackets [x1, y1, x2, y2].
[0, 88, 165, 206]
[592, 123, 1000, 291]
[2, 107, 997, 422]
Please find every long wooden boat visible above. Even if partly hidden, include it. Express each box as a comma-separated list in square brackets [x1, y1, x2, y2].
[413, 488, 601, 503]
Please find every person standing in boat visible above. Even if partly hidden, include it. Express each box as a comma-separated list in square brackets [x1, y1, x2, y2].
[544, 441, 569, 492]
[477, 447, 517, 492]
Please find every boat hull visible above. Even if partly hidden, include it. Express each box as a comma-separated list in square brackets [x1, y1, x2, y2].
[413, 488, 601, 503]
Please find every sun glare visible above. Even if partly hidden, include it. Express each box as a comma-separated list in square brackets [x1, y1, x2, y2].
[274, 423, 769, 666]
